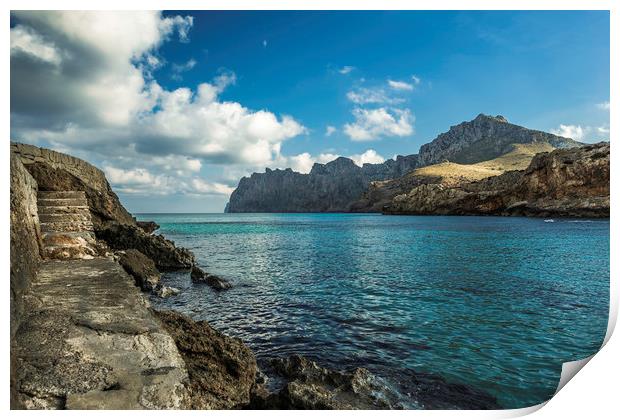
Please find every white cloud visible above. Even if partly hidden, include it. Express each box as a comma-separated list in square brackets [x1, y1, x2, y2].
[11, 11, 182, 127]
[325, 125, 337, 136]
[103, 166, 233, 196]
[597, 126, 610, 135]
[190, 178, 235, 196]
[270, 152, 338, 174]
[171, 58, 196, 81]
[160, 15, 194, 43]
[343, 108, 414, 141]
[550, 124, 587, 141]
[411, 75, 421, 85]
[597, 101, 610, 110]
[11, 11, 310, 199]
[388, 79, 414, 91]
[103, 166, 176, 195]
[10, 24, 61, 65]
[272, 150, 384, 173]
[346, 87, 405, 105]
[350, 149, 385, 166]
[338, 66, 355, 74]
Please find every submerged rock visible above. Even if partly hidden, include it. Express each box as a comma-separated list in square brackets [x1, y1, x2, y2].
[154, 310, 257, 409]
[96, 223, 195, 270]
[155, 286, 180, 298]
[117, 249, 160, 292]
[191, 265, 232, 290]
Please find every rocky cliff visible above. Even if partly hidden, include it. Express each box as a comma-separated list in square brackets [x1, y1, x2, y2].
[226, 155, 420, 213]
[384, 143, 609, 218]
[350, 142, 556, 213]
[226, 114, 580, 213]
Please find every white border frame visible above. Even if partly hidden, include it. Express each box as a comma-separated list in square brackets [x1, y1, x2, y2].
[2, 2, 616, 418]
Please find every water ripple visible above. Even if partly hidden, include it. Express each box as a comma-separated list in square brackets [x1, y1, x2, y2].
[143, 213, 609, 409]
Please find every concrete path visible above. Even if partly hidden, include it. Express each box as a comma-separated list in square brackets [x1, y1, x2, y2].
[13, 258, 189, 409]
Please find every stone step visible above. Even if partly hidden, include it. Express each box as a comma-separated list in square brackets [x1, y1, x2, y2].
[38, 191, 86, 199]
[37, 198, 88, 207]
[44, 245, 96, 260]
[39, 212, 92, 223]
[41, 221, 94, 233]
[37, 205, 90, 215]
[42, 231, 96, 243]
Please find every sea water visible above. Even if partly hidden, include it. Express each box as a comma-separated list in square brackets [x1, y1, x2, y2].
[139, 213, 609, 409]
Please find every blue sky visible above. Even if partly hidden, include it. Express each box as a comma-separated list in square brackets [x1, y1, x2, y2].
[10, 11, 610, 212]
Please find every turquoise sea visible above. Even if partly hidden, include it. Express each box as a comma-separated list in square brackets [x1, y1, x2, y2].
[139, 213, 609, 409]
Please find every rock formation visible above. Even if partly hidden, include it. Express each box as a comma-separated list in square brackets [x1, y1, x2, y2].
[415, 114, 578, 166]
[249, 355, 500, 409]
[96, 223, 195, 270]
[226, 114, 580, 213]
[191, 266, 232, 290]
[137, 221, 160, 234]
[10, 154, 42, 407]
[117, 249, 161, 292]
[350, 142, 556, 212]
[227, 156, 419, 213]
[155, 311, 257, 409]
[384, 143, 609, 217]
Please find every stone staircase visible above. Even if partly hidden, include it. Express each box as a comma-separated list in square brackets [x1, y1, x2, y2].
[37, 191, 97, 259]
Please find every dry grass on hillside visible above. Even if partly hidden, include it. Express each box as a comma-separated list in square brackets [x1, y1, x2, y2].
[409, 143, 554, 185]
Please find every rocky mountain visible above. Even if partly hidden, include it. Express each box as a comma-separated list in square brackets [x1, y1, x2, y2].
[225, 155, 420, 213]
[384, 142, 610, 218]
[226, 114, 581, 213]
[350, 142, 556, 212]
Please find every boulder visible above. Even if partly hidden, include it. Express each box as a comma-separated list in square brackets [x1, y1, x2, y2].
[137, 221, 160, 234]
[117, 249, 160, 292]
[154, 310, 257, 409]
[95, 223, 195, 270]
[191, 266, 232, 291]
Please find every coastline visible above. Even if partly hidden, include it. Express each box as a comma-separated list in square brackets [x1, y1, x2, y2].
[10, 143, 503, 410]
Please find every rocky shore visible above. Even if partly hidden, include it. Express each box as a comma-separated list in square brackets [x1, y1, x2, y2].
[11, 142, 501, 410]
[384, 143, 610, 217]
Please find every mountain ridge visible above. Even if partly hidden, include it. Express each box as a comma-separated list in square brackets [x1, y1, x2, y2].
[225, 114, 581, 213]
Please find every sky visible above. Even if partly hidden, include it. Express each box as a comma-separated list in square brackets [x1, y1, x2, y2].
[10, 10, 610, 213]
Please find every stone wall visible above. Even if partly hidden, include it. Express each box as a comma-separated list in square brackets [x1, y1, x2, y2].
[10, 152, 42, 338]
[11, 143, 135, 228]
[10, 152, 42, 408]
